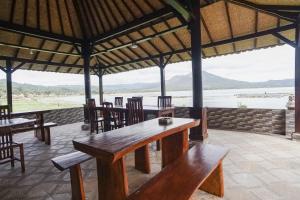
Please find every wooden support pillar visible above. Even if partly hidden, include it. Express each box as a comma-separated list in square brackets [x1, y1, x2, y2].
[295, 15, 300, 132]
[190, 0, 207, 140]
[82, 43, 92, 102]
[6, 59, 12, 111]
[159, 55, 166, 97]
[98, 66, 104, 105]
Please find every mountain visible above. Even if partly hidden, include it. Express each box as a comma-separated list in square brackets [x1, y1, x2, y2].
[0, 71, 294, 97]
[166, 72, 293, 90]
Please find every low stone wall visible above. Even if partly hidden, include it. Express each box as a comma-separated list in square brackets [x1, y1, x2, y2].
[174, 107, 286, 135]
[15, 107, 84, 126]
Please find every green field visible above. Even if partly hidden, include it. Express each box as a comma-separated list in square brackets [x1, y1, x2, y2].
[2, 97, 80, 112]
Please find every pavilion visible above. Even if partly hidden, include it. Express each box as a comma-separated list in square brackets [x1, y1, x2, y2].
[0, 0, 299, 139]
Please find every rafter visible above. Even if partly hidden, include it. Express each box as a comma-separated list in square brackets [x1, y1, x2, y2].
[228, 0, 296, 22]
[0, 20, 82, 44]
[92, 7, 175, 44]
[0, 56, 83, 69]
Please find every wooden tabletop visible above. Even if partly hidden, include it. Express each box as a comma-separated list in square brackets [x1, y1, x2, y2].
[0, 118, 36, 128]
[73, 118, 199, 163]
[11, 109, 51, 116]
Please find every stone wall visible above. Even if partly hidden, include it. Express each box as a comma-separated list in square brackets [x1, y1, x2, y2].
[15, 107, 84, 126]
[174, 107, 286, 135]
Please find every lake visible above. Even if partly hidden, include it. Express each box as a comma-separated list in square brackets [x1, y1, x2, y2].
[58, 87, 294, 109]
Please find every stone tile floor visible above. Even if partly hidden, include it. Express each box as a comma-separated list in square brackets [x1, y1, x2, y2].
[1, 123, 300, 200]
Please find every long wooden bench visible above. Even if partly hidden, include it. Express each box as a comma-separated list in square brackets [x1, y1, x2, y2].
[128, 143, 228, 200]
[51, 151, 93, 200]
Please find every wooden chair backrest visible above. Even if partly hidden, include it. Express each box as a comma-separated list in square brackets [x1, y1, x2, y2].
[0, 105, 11, 120]
[158, 96, 172, 107]
[127, 98, 144, 125]
[115, 97, 123, 107]
[0, 127, 13, 160]
[102, 102, 113, 108]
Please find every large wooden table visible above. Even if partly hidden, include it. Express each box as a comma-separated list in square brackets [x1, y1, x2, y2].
[73, 118, 199, 200]
[0, 118, 36, 128]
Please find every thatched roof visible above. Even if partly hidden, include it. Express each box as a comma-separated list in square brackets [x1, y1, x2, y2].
[0, 0, 298, 75]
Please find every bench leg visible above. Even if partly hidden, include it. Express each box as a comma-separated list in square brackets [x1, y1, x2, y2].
[162, 129, 189, 168]
[44, 127, 51, 145]
[97, 157, 128, 200]
[134, 144, 150, 174]
[34, 128, 45, 141]
[70, 164, 86, 200]
[200, 162, 224, 197]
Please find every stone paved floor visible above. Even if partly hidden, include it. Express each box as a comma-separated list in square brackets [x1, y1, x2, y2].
[1, 123, 300, 200]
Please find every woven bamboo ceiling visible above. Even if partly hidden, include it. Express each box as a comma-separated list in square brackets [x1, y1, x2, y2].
[0, 0, 299, 75]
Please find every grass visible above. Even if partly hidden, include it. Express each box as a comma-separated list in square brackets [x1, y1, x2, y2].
[1, 97, 80, 112]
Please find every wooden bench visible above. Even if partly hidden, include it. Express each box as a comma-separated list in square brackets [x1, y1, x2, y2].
[51, 151, 93, 200]
[34, 122, 57, 145]
[128, 143, 228, 200]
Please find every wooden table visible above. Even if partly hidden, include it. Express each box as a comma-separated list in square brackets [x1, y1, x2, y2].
[73, 118, 199, 200]
[11, 110, 50, 140]
[0, 118, 36, 128]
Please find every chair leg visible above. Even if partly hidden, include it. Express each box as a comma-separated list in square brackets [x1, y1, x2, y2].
[10, 147, 15, 167]
[19, 144, 25, 173]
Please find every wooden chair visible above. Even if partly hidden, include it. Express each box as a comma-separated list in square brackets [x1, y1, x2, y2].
[0, 105, 11, 120]
[115, 97, 123, 107]
[0, 127, 25, 172]
[87, 99, 103, 134]
[158, 96, 172, 108]
[102, 102, 125, 131]
[127, 98, 144, 125]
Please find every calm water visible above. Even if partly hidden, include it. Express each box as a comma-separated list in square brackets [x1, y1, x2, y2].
[59, 87, 294, 109]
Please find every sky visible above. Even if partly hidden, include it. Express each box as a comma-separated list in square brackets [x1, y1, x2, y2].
[0, 45, 295, 86]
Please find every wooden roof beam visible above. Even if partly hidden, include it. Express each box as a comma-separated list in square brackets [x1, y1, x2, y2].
[164, 0, 192, 22]
[92, 7, 174, 44]
[91, 23, 188, 57]
[0, 20, 82, 44]
[227, 0, 296, 22]
[104, 23, 295, 69]
[257, 5, 300, 12]
[272, 32, 296, 48]
[0, 56, 83, 69]
[0, 42, 80, 57]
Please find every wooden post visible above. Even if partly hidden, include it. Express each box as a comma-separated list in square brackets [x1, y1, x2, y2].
[82, 43, 91, 102]
[159, 55, 166, 97]
[296, 15, 300, 132]
[190, 0, 206, 140]
[6, 60, 12, 111]
[98, 66, 104, 105]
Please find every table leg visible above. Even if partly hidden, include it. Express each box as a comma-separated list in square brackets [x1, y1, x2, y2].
[161, 129, 189, 168]
[97, 157, 129, 200]
[134, 144, 151, 174]
[34, 113, 45, 141]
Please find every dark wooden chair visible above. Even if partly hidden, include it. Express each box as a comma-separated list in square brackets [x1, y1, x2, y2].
[115, 97, 123, 107]
[0, 127, 25, 172]
[158, 96, 172, 107]
[102, 102, 125, 131]
[0, 105, 11, 120]
[87, 99, 103, 134]
[127, 98, 144, 125]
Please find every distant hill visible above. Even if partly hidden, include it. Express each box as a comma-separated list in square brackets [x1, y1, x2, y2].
[166, 71, 293, 90]
[0, 71, 294, 97]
